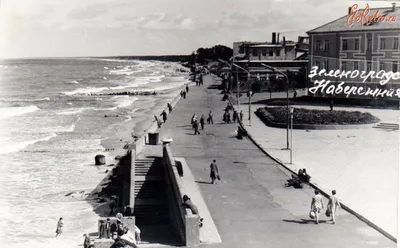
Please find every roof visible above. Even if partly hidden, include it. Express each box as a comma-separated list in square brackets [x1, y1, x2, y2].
[307, 7, 400, 33]
[235, 59, 308, 63]
[249, 43, 296, 48]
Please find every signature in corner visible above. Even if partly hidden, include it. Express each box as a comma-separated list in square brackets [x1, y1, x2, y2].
[346, 4, 397, 26]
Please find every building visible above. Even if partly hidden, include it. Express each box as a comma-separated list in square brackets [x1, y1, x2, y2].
[231, 33, 309, 91]
[307, 3, 400, 99]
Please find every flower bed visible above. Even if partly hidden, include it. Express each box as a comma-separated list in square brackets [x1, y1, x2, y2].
[256, 107, 380, 125]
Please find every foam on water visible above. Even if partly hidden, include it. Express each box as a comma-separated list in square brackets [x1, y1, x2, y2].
[0, 133, 58, 154]
[0, 105, 40, 119]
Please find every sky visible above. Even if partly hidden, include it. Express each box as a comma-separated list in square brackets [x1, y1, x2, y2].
[0, 0, 394, 58]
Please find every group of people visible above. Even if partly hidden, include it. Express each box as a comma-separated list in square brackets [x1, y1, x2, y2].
[195, 74, 203, 86]
[154, 103, 174, 129]
[310, 190, 341, 224]
[191, 110, 214, 135]
[180, 84, 189, 99]
[223, 103, 243, 124]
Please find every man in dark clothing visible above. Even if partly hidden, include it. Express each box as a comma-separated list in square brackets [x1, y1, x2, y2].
[233, 111, 238, 123]
[161, 110, 167, 123]
[186, 84, 189, 93]
[193, 120, 200, 135]
[183, 91, 186, 99]
[208, 111, 214, 124]
[167, 103, 173, 112]
[200, 115, 205, 130]
[239, 110, 243, 122]
[99, 220, 106, 239]
[330, 100, 334, 111]
[210, 160, 220, 184]
[105, 218, 112, 239]
[293, 90, 297, 98]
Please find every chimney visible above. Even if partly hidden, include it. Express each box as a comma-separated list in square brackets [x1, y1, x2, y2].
[392, 2, 396, 12]
[283, 36, 286, 46]
[272, 32, 277, 44]
[348, 6, 352, 15]
[277, 33, 280, 44]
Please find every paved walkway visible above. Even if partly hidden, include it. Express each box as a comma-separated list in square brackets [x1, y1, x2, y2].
[141, 75, 395, 248]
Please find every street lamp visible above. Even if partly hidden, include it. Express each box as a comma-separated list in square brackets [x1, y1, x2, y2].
[261, 63, 290, 150]
[231, 63, 254, 126]
[289, 107, 294, 164]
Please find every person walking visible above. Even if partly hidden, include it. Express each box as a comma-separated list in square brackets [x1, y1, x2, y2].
[208, 110, 214, 124]
[186, 84, 189, 93]
[209, 160, 220, 184]
[193, 119, 200, 135]
[183, 90, 186, 99]
[167, 103, 172, 112]
[330, 100, 334, 111]
[233, 110, 238, 123]
[55, 217, 63, 237]
[293, 90, 297, 98]
[105, 218, 112, 239]
[161, 110, 167, 123]
[191, 114, 197, 126]
[239, 110, 243, 122]
[200, 115, 205, 130]
[327, 190, 341, 224]
[310, 190, 324, 224]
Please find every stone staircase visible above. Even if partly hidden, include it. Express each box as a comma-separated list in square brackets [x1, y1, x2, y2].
[373, 123, 399, 131]
[134, 158, 178, 245]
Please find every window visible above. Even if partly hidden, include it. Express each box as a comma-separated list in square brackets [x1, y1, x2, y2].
[342, 40, 348, 50]
[341, 61, 347, 70]
[394, 38, 399, 49]
[367, 39, 372, 51]
[252, 48, 258, 56]
[262, 48, 267, 56]
[367, 61, 372, 71]
[276, 49, 280, 56]
[393, 61, 398, 72]
[324, 40, 329, 51]
[324, 60, 329, 70]
[380, 38, 386, 49]
[354, 61, 359, 70]
[379, 61, 385, 70]
[239, 45, 244, 53]
[269, 50, 273, 56]
[316, 40, 321, 51]
[355, 39, 360, 50]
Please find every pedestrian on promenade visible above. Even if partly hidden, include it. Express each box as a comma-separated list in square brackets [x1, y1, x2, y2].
[298, 168, 311, 183]
[327, 190, 341, 224]
[154, 116, 162, 128]
[233, 110, 238, 123]
[183, 90, 186, 99]
[167, 103, 173, 112]
[227, 111, 231, 124]
[191, 114, 197, 126]
[105, 218, 112, 239]
[293, 90, 297, 98]
[182, 195, 204, 227]
[99, 220, 106, 238]
[186, 84, 189, 93]
[210, 160, 220, 184]
[193, 120, 200, 135]
[161, 110, 167, 123]
[200, 115, 205, 130]
[330, 100, 334, 111]
[208, 110, 214, 124]
[55, 217, 63, 237]
[310, 190, 324, 224]
[239, 110, 243, 122]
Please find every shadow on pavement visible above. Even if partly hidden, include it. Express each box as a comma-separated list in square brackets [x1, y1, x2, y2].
[283, 219, 329, 224]
[195, 180, 211, 185]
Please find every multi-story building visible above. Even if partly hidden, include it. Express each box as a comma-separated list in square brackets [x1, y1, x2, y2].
[231, 33, 309, 89]
[307, 4, 400, 99]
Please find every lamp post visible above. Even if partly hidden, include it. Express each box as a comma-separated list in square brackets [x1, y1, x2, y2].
[193, 52, 197, 83]
[261, 63, 290, 150]
[231, 63, 254, 126]
[290, 107, 294, 164]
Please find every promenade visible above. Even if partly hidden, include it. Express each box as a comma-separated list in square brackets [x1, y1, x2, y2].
[141, 75, 395, 248]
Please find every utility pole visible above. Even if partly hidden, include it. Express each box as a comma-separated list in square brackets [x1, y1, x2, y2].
[193, 53, 197, 82]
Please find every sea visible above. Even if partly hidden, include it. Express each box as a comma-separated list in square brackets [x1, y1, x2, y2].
[0, 58, 190, 248]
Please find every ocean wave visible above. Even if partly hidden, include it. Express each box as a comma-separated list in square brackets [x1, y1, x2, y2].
[0, 133, 57, 154]
[0, 97, 50, 102]
[70, 80, 80, 84]
[0, 105, 40, 120]
[56, 109, 85, 115]
[63, 86, 110, 96]
[113, 96, 138, 108]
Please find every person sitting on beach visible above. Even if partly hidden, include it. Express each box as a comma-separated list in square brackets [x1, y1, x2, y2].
[182, 195, 203, 227]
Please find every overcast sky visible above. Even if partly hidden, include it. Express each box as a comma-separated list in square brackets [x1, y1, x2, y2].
[0, 0, 392, 58]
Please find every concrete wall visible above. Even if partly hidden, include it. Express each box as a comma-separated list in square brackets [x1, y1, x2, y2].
[162, 143, 200, 246]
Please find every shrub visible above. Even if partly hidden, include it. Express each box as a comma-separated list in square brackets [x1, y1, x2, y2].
[256, 107, 380, 125]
